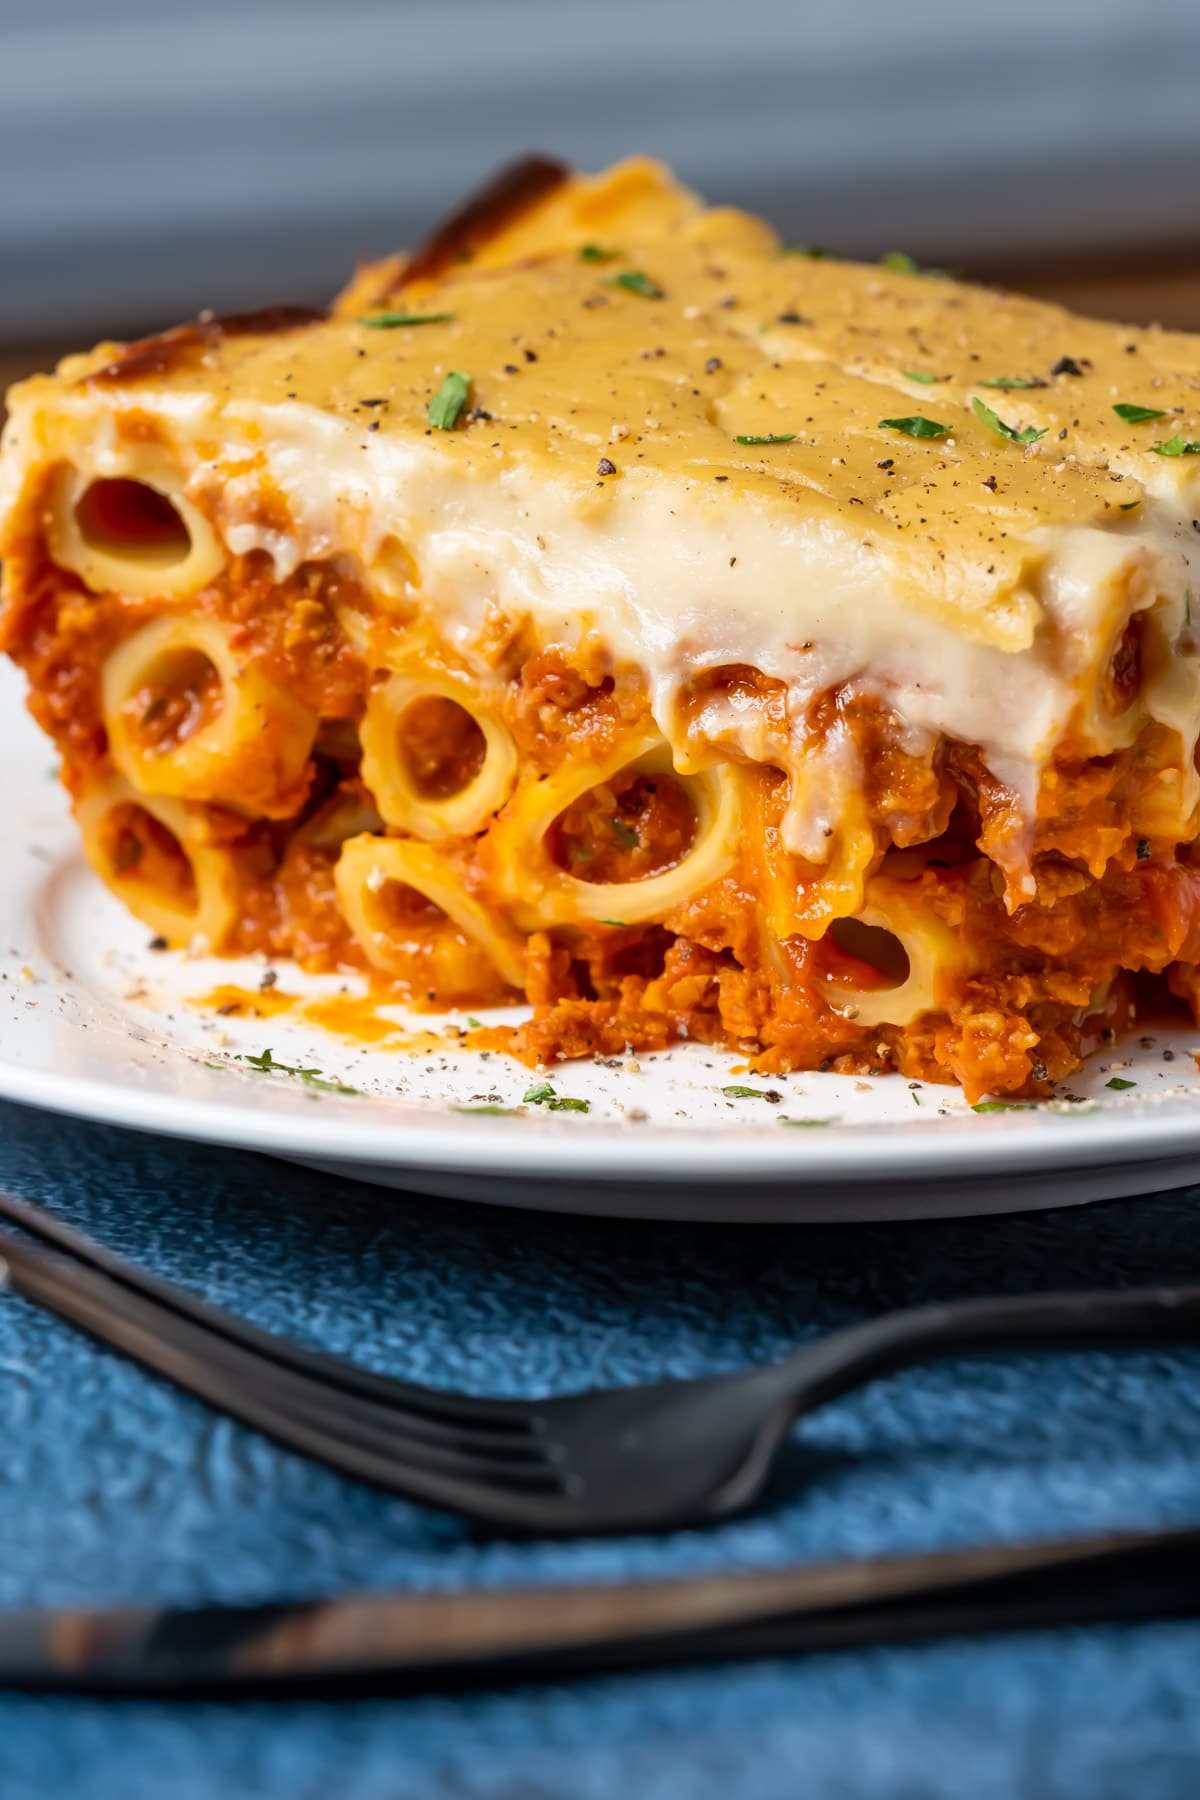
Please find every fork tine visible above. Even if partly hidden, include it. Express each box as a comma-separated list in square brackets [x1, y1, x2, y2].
[0, 1235, 567, 1498]
[0, 1188, 535, 1432]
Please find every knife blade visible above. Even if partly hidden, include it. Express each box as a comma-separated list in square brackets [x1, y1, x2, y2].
[2, 1523, 1197, 1693]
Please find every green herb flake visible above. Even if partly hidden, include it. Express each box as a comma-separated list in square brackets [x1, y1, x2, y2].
[578, 242, 618, 263]
[465, 1016, 483, 1029]
[239, 1048, 307, 1076]
[608, 269, 664, 299]
[358, 309, 456, 328]
[1105, 1076, 1137, 1091]
[1119, 500, 1141, 510]
[428, 369, 471, 430]
[236, 1049, 358, 1096]
[523, 1082, 590, 1114]
[596, 919, 628, 928]
[971, 1101, 1033, 1113]
[735, 433, 797, 445]
[1113, 402, 1168, 423]
[880, 251, 954, 279]
[979, 376, 1044, 390]
[453, 1104, 518, 1117]
[782, 244, 829, 258]
[610, 817, 640, 850]
[902, 369, 943, 385]
[780, 1115, 839, 1127]
[1152, 436, 1200, 457]
[971, 396, 1047, 445]
[878, 415, 950, 440]
[721, 1084, 780, 1101]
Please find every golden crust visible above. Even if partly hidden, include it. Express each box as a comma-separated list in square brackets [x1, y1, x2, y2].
[10, 155, 1199, 654]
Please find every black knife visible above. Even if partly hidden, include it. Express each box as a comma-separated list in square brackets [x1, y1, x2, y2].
[2, 1523, 1196, 1694]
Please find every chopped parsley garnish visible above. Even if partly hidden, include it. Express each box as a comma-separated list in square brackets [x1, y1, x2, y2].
[1119, 500, 1141, 510]
[239, 1049, 311, 1075]
[428, 370, 471, 430]
[578, 242, 618, 262]
[608, 269, 664, 299]
[879, 415, 949, 440]
[980, 376, 1044, 390]
[902, 369, 943, 384]
[465, 1016, 483, 1029]
[1113, 402, 1167, 423]
[735, 433, 796, 445]
[780, 1115, 838, 1127]
[237, 1048, 359, 1096]
[971, 397, 1046, 445]
[596, 918, 627, 928]
[610, 817, 640, 850]
[359, 310, 456, 328]
[1105, 1076, 1137, 1091]
[880, 251, 953, 279]
[721, 1084, 781, 1101]
[1152, 436, 1200, 457]
[782, 244, 829, 258]
[523, 1081, 590, 1114]
[453, 1104, 518, 1116]
[971, 1100, 1032, 1113]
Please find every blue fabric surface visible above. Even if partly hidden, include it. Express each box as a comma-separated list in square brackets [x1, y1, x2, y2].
[1, 1098, 1199, 1798]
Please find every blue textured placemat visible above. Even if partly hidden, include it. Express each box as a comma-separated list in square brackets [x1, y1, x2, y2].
[1, 1097, 1199, 1799]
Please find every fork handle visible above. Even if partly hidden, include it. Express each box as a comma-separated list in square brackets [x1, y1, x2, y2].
[757, 1284, 1200, 1419]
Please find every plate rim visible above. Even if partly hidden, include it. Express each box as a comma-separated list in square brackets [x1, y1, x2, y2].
[1, 1053, 1200, 1186]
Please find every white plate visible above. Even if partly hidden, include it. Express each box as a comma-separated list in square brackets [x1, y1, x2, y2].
[2, 659, 1200, 1220]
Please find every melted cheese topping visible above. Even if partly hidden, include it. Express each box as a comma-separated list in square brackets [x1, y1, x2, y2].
[4, 156, 1200, 873]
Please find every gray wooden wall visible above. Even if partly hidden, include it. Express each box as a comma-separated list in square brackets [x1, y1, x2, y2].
[3, 0, 1198, 340]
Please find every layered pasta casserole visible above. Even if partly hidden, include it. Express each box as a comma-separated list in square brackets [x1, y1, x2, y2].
[2, 155, 1200, 1100]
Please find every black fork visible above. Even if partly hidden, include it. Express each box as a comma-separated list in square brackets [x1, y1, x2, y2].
[2, 1186, 1199, 1535]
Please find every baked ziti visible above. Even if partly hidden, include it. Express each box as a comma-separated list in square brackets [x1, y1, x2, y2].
[3, 154, 1200, 1100]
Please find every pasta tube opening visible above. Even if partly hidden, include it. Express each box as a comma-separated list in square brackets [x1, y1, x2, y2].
[76, 778, 240, 950]
[818, 880, 971, 1028]
[76, 479, 192, 567]
[103, 615, 318, 816]
[335, 834, 525, 996]
[360, 672, 517, 840]
[48, 464, 224, 599]
[550, 767, 698, 882]
[827, 917, 911, 989]
[1103, 610, 1146, 718]
[401, 696, 487, 799]
[487, 735, 742, 928]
